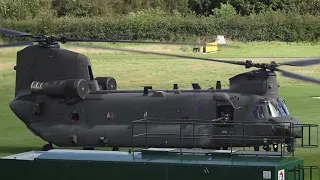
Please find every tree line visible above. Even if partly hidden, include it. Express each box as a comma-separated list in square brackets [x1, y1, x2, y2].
[0, 0, 319, 42]
[0, 0, 319, 19]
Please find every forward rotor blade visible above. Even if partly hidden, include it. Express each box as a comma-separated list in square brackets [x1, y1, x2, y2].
[0, 40, 34, 48]
[275, 68, 320, 84]
[0, 28, 32, 37]
[279, 58, 320, 66]
[66, 38, 205, 46]
[69, 43, 248, 66]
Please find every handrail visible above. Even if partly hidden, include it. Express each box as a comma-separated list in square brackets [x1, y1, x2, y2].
[131, 118, 318, 157]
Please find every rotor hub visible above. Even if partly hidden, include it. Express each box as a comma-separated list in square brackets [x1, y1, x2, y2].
[34, 35, 67, 46]
[244, 60, 280, 71]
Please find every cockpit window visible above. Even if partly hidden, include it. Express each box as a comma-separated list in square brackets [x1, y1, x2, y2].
[253, 98, 290, 119]
[257, 106, 265, 119]
[253, 98, 267, 119]
[277, 103, 287, 115]
[267, 102, 281, 117]
[278, 98, 290, 115]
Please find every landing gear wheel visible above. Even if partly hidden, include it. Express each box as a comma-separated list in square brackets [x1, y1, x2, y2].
[83, 147, 94, 150]
[254, 146, 259, 151]
[287, 144, 294, 152]
[112, 147, 119, 151]
[41, 143, 53, 151]
[273, 144, 278, 152]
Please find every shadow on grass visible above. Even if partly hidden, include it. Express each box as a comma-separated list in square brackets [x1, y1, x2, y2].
[0, 146, 41, 154]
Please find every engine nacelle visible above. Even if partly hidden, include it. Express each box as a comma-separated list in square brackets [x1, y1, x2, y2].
[95, 77, 117, 90]
[30, 79, 89, 99]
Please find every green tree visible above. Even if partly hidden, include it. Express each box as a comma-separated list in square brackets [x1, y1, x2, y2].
[0, 0, 41, 19]
[188, 0, 228, 16]
[51, 0, 114, 17]
[294, 0, 320, 15]
[213, 3, 237, 18]
[187, 0, 315, 16]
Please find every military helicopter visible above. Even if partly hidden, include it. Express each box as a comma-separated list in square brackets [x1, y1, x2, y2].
[1, 28, 320, 153]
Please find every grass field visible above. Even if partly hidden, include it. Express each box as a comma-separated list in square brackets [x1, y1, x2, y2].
[0, 42, 320, 177]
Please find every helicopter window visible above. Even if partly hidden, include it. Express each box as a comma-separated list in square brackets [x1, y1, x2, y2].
[257, 107, 265, 119]
[88, 66, 94, 80]
[216, 105, 234, 127]
[278, 98, 290, 115]
[277, 103, 287, 115]
[282, 103, 290, 115]
[253, 106, 265, 119]
[267, 102, 281, 117]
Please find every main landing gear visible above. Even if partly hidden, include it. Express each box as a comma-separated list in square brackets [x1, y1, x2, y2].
[112, 147, 119, 151]
[254, 144, 279, 152]
[287, 144, 294, 153]
[255, 144, 294, 152]
[41, 143, 53, 151]
[83, 147, 95, 150]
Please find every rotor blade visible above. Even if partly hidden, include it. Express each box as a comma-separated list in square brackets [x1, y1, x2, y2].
[0, 40, 34, 48]
[66, 38, 205, 46]
[275, 68, 320, 84]
[0, 28, 32, 37]
[279, 58, 320, 66]
[69, 43, 248, 66]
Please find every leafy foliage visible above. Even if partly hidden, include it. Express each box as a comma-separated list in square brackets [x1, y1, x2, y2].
[0, 0, 41, 19]
[212, 3, 237, 18]
[0, 0, 319, 42]
[0, 0, 319, 19]
[1, 7, 319, 42]
[187, 0, 320, 15]
[51, 0, 115, 17]
[49, 0, 189, 17]
[294, 0, 320, 15]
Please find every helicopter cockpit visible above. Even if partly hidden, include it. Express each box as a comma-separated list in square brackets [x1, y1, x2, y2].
[253, 97, 304, 141]
[253, 98, 290, 119]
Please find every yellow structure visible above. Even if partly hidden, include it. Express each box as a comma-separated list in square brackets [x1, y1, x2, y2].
[205, 41, 218, 53]
[192, 41, 219, 54]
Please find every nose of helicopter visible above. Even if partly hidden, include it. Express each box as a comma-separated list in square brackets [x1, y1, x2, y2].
[268, 116, 303, 138]
[289, 116, 303, 138]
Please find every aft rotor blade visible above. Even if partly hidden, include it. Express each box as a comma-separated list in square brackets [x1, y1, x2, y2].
[69, 43, 248, 66]
[279, 58, 320, 66]
[66, 38, 206, 46]
[0, 40, 34, 48]
[0, 28, 32, 37]
[275, 68, 320, 84]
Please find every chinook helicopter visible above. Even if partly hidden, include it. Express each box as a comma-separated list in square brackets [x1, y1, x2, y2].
[1, 28, 320, 153]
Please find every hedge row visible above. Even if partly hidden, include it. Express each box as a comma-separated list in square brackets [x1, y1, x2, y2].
[1, 10, 320, 42]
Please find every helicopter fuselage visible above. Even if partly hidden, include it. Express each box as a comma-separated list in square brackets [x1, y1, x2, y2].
[9, 45, 304, 150]
[10, 89, 302, 149]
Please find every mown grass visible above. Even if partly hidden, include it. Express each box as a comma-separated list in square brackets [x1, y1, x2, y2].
[2, 41, 320, 58]
[0, 42, 319, 179]
[61, 41, 320, 57]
